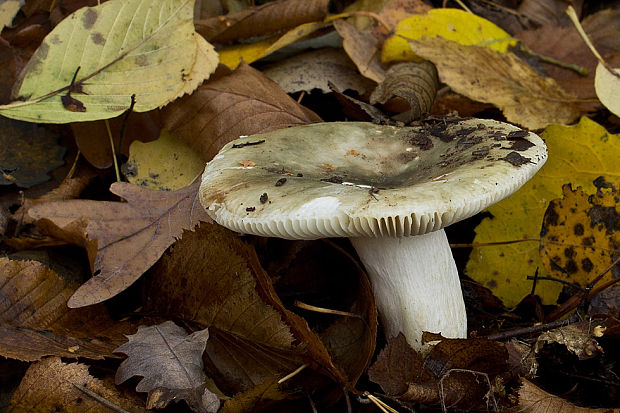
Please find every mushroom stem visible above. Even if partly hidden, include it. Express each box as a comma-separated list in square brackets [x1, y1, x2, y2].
[350, 229, 467, 350]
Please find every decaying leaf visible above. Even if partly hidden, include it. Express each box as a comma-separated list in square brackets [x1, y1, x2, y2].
[115, 321, 219, 412]
[515, 378, 613, 413]
[146, 224, 347, 393]
[0, 257, 134, 361]
[534, 321, 604, 360]
[595, 63, 620, 117]
[382, 8, 516, 64]
[407, 37, 580, 129]
[262, 47, 374, 95]
[467, 118, 620, 306]
[0, 117, 65, 188]
[369, 60, 438, 123]
[0, 0, 218, 123]
[0, 0, 23, 31]
[8, 357, 145, 413]
[28, 181, 211, 307]
[219, 377, 286, 413]
[123, 129, 204, 191]
[334, 19, 386, 83]
[195, 0, 328, 43]
[162, 62, 321, 162]
[540, 181, 619, 290]
[368, 333, 508, 409]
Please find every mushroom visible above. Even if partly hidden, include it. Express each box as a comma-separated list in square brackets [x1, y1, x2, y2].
[199, 118, 547, 350]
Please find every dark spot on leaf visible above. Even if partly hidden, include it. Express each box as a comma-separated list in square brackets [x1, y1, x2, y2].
[501, 151, 531, 166]
[574, 223, 584, 236]
[588, 205, 619, 235]
[544, 204, 559, 227]
[487, 280, 497, 288]
[135, 55, 149, 67]
[565, 259, 578, 274]
[91, 32, 105, 45]
[581, 258, 593, 273]
[82, 9, 98, 29]
[581, 236, 595, 246]
[564, 247, 575, 258]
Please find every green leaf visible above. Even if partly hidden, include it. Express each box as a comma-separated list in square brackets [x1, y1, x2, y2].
[0, 0, 218, 123]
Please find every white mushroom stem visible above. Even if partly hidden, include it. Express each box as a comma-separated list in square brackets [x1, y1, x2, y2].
[350, 229, 467, 350]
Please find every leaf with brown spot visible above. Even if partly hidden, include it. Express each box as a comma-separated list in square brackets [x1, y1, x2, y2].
[0, 257, 134, 361]
[8, 357, 146, 413]
[28, 181, 210, 308]
[146, 224, 346, 394]
[407, 37, 581, 129]
[162, 62, 321, 162]
[195, 0, 329, 43]
[115, 321, 219, 412]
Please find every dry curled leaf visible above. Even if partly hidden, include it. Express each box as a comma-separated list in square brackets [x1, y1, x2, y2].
[534, 322, 604, 361]
[162, 62, 321, 162]
[115, 321, 219, 413]
[334, 19, 386, 83]
[408, 37, 580, 129]
[28, 181, 210, 307]
[196, 0, 328, 43]
[8, 357, 145, 413]
[514, 378, 613, 413]
[0, 258, 134, 361]
[370, 61, 438, 123]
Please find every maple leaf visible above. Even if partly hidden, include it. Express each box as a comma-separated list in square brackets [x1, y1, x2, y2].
[28, 181, 210, 308]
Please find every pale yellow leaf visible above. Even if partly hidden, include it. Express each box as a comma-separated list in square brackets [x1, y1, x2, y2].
[594, 63, 620, 117]
[0, 0, 218, 123]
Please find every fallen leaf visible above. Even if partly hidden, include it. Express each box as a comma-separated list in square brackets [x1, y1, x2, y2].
[407, 36, 580, 129]
[162, 62, 321, 162]
[123, 129, 204, 191]
[382, 8, 516, 64]
[217, 21, 329, 69]
[334, 19, 386, 83]
[28, 181, 211, 307]
[517, 0, 581, 27]
[595, 63, 620, 117]
[262, 47, 374, 95]
[467, 118, 620, 306]
[145, 224, 347, 393]
[8, 357, 146, 413]
[514, 378, 613, 413]
[0, 117, 65, 188]
[219, 377, 286, 413]
[115, 321, 219, 412]
[540, 181, 619, 291]
[0, 0, 218, 123]
[369, 60, 438, 122]
[534, 321, 603, 360]
[0, 257, 135, 361]
[196, 0, 328, 43]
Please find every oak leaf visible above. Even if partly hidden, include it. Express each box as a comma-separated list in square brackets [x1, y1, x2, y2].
[115, 321, 218, 413]
[28, 181, 210, 307]
[162, 62, 321, 162]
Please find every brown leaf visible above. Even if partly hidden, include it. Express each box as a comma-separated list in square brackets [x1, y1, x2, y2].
[517, 0, 582, 27]
[7, 357, 146, 413]
[534, 321, 604, 361]
[71, 110, 162, 169]
[28, 181, 210, 307]
[196, 0, 329, 43]
[262, 47, 375, 95]
[370, 61, 439, 123]
[329, 81, 392, 124]
[0, 117, 65, 188]
[0, 39, 19, 105]
[514, 378, 612, 413]
[146, 224, 346, 393]
[408, 37, 581, 129]
[334, 19, 386, 83]
[219, 377, 286, 413]
[162, 62, 321, 162]
[115, 321, 219, 413]
[0, 257, 133, 361]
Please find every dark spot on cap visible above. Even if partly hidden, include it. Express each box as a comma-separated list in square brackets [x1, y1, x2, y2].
[260, 193, 268, 204]
[246, 207, 255, 212]
[507, 130, 529, 139]
[581, 258, 593, 273]
[471, 146, 490, 159]
[574, 223, 584, 236]
[275, 177, 287, 186]
[501, 151, 531, 166]
[321, 176, 344, 184]
[456, 135, 482, 150]
[406, 132, 433, 150]
[82, 8, 98, 29]
[454, 127, 476, 136]
[509, 138, 535, 151]
[91, 32, 104, 45]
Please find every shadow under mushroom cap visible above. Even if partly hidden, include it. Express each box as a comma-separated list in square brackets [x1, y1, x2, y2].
[199, 119, 547, 239]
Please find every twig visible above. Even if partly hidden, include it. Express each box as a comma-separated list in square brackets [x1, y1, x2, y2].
[450, 237, 540, 248]
[516, 42, 588, 76]
[483, 314, 579, 341]
[71, 383, 130, 413]
[294, 300, 361, 318]
[278, 364, 308, 384]
[104, 119, 121, 182]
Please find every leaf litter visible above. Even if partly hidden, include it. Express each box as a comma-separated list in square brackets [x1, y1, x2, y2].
[1, 0, 620, 411]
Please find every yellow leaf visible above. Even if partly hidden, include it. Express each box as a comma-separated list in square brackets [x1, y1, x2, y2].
[382, 8, 515, 64]
[466, 118, 620, 307]
[124, 129, 204, 191]
[219, 21, 328, 69]
[595, 63, 620, 117]
[0, 0, 23, 31]
[540, 182, 619, 289]
[0, 0, 218, 123]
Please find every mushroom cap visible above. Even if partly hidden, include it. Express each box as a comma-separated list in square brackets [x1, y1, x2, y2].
[199, 119, 547, 239]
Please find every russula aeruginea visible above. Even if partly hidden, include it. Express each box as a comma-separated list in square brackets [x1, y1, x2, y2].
[199, 119, 547, 350]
